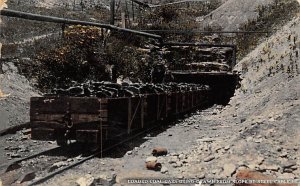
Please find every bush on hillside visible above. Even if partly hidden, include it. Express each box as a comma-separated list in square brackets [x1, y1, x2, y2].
[33, 26, 155, 92]
[236, 0, 300, 59]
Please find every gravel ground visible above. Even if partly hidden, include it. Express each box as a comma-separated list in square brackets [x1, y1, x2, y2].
[0, 129, 58, 168]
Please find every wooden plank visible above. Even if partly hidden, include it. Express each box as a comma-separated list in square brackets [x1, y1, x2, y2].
[31, 128, 55, 140]
[69, 97, 102, 114]
[98, 104, 107, 109]
[31, 97, 107, 114]
[76, 130, 100, 143]
[30, 114, 64, 122]
[108, 97, 129, 127]
[99, 110, 108, 118]
[31, 121, 64, 129]
[73, 121, 109, 129]
[71, 114, 107, 124]
[31, 112, 108, 124]
[30, 97, 68, 114]
[98, 99, 108, 104]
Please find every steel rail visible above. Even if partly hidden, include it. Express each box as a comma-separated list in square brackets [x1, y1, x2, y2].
[0, 9, 162, 40]
[141, 30, 270, 34]
[131, 0, 150, 8]
[0, 122, 30, 136]
[163, 42, 236, 48]
[0, 146, 63, 172]
[131, 0, 209, 8]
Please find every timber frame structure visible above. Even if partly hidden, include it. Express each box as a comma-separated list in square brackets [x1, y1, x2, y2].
[0, 9, 162, 41]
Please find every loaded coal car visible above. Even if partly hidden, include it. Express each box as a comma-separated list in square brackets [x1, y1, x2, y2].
[30, 83, 210, 146]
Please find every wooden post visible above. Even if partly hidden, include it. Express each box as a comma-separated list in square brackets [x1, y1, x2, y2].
[80, 0, 84, 11]
[110, 0, 115, 25]
[61, 24, 66, 39]
[175, 93, 178, 114]
[121, 12, 126, 28]
[156, 95, 160, 120]
[121, 0, 126, 28]
[165, 95, 168, 118]
[136, 5, 141, 28]
[141, 97, 144, 128]
[99, 100, 103, 158]
[192, 92, 194, 108]
[127, 98, 132, 134]
[125, 0, 131, 26]
[131, 0, 135, 22]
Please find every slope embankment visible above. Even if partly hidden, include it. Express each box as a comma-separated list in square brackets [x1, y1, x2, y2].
[0, 62, 39, 131]
[196, 0, 273, 30]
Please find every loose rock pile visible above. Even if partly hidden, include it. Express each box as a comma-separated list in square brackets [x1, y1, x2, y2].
[49, 82, 210, 98]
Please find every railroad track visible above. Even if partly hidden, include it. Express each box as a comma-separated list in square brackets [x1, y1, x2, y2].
[0, 146, 63, 173]
[0, 142, 90, 185]
[0, 122, 30, 136]
[29, 125, 160, 186]
[0, 125, 161, 185]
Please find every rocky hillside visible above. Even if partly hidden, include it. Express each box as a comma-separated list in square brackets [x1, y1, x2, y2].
[200, 15, 300, 178]
[197, 0, 274, 30]
[0, 61, 39, 131]
[7, 0, 110, 9]
[196, 0, 300, 31]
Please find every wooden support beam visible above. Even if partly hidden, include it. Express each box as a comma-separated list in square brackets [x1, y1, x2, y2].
[121, 0, 126, 28]
[0, 9, 162, 40]
[110, 0, 115, 25]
